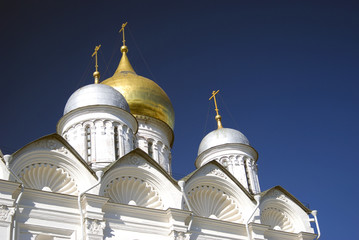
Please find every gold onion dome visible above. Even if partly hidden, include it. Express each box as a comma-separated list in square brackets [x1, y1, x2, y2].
[101, 45, 175, 130]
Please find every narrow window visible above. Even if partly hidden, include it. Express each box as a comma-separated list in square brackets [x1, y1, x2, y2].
[148, 141, 153, 158]
[114, 126, 119, 160]
[86, 126, 91, 162]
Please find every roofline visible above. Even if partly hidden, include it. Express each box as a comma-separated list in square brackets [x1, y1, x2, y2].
[11, 133, 97, 178]
[182, 160, 255, 202]
[261, 185, 312, 213]
[103, 148, 180, 188]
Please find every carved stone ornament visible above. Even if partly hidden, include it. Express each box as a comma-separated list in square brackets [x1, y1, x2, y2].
[260, 207, 295, 232]
[104, 176, 164, 209]
[263, 190, 288, 203]
[187, 185, 243, 223]
[0, 205, 15, 221]
[86, 218, 105, 235]
[201, 166, 227, 180]
[19, 163, 78, 195]
[34, 138, 68, 154]
[173, 230, 190, 240]
[126, 156, 151, 169]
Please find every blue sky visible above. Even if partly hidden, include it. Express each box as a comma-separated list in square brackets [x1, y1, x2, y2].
[1, 1, 358, 239]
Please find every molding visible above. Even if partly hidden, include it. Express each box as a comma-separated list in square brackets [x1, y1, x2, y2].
[196, 143, 258, 168]
[166, 208, 191, 231]
[0, 180, 21, 205]
[82, 194, 109, 219]
[57, 105, 138, 135]
[191, 215, 247, 238]
[21, 188, 78, 210]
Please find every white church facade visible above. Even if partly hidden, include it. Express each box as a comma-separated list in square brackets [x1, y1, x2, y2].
[0, 31, 320, 240]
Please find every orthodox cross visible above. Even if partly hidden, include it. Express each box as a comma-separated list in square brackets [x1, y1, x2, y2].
[209, 90, 220, 116]
[209, 90, 223, 129]
[92, 45, 101, 72]
[92, 45, 101, 83]
[119, 22, 128, 46]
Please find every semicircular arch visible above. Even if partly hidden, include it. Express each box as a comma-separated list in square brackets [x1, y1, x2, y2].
[184, 174, 255, 223]
[100, 156, 181, 210]
[11, 149, 97, 195]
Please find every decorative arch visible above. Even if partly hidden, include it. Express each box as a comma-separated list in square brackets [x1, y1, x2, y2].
[104, 176, 164, 209]
[259, 187, 313, 234]
[100, 150, 181, 210]
[260, 206, 295, 232]
[187, 185, 243, 222]
[10, 134, 98, 195]
[19, 163, 78, 195]
[183, 162, 256, 223]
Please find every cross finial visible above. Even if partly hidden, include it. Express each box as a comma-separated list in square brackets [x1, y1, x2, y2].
[209, 90, 223, 129]
[119, 22, 128, 46]
[92, 44, 101, 84]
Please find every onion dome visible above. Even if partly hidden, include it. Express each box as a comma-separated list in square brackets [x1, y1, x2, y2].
[101, 46, 175, 130]
[198, 128, 250, 156]
[64, 84, 130, 115]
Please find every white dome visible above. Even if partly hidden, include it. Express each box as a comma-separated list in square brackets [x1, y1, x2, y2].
[198, 128, 250, 156]
[64, 84, 130, 115]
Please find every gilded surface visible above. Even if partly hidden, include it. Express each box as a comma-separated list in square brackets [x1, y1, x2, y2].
[101, 49, 175, 130]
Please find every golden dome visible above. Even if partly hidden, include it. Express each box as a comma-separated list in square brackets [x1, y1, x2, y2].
[101, 46, 175, 130]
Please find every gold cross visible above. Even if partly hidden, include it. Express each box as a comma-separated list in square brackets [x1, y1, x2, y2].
[209, 90, 220, 116]
[119, 22, 128, 46]
[92, 45, 101, 72]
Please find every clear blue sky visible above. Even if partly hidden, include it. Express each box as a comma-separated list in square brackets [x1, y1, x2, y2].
[1, 1, 358, 239]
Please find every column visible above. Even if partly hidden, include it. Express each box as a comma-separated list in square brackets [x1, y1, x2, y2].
[237, 155, 249, 190]
[245, 157, 257, 194]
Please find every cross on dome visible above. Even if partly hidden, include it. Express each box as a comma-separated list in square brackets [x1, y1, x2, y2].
[209, 90, 223, 129]
[92, 44, 101, 84]
[119, 22, 128, 53]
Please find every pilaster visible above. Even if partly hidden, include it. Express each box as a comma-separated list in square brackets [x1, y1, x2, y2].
[81, 194, 109, 240]
[0, 180, 20, 240]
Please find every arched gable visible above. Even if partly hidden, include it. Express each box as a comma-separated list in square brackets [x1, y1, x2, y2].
[9, 134, 98, 195]
[182, 161, 256, 223]
[259, 186, 314, 234]
[100, 149, 181, 210]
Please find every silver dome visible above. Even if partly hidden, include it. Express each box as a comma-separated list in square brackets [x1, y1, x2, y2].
[198, 128, 250, 156]
[64, 84, 130, 115]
